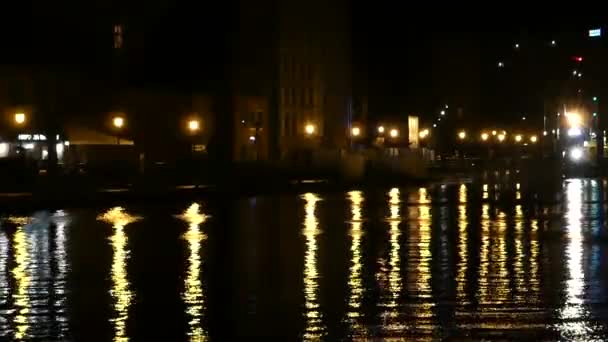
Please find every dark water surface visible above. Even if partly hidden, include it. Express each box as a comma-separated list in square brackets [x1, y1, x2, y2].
[2, 178, 608, 340]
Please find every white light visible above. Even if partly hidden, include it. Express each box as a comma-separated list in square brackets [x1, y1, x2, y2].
[377, 126, 385, 133]
[551, 40, 556, 46]
[514, 43, 519, 49]
[0, 143, 8, 158]
[589, 28, 602, 37]
[573, 70, 578, 76]
[570, 147, 583, 161]
[568, 127, 582, 137]
[498, 61, 504, 68]
[445, 104, 449, 109]
[23, 143, 35, 150]
[552, 129, 556, 134]
[440, 110, 446, 116]
[18, 134, 31, 141]
[578, 73, 582, 77]
[433, 124, 437, 128]
[351, 127, 361, 136]
[249, 136, 256, 142]
[56, 143, 64, 159]
[522, 116, 526, 121]
[389, 129, 399, 138]
[42, 149, 48, 159]
[64, 141, 70, 146]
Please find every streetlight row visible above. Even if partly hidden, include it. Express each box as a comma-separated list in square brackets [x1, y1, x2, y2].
[419, 129, 538, 144]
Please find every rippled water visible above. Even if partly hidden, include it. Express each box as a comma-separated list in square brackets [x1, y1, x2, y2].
[1, 178, 608, 340]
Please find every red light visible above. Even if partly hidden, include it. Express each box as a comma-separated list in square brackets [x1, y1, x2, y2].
[573, 56, 583, 62]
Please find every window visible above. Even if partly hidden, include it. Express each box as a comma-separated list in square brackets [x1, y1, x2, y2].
[113, 24, 123, 49]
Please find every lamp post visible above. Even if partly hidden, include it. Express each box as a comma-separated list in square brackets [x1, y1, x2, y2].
[113, 116, 124, 144]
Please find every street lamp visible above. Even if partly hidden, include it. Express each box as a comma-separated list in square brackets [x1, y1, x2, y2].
[389, 128, 399, 138]
[113, 116, 124, 129]
[14, 113, 26, 125]
[515, 134, 523, 143]
[497, 134, 506, 142]
[305, 123, 316, 136]
[377, 126, 385, 134]
[481, 133, 489, 141]
[188, 119, 200, 132]
[458, 131, 466, 140]
[491, 130, 497, 136]
[351, 127, 360, 137]
[530, 135, 538, 143]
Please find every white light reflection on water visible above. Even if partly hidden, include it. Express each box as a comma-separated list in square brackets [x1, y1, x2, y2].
[345, 191, 366, 337]
[52, 211, 70, 338]
[178, 203, 209, 342]
[98, 207, 141, 342]
[556, 179, 595, 339]
[301, 193, 325, 340]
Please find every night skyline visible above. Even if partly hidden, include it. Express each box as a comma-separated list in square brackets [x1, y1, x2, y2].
[1, 2, 606, 128]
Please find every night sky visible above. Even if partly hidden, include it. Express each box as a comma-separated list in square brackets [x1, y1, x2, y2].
[1, 2, 605, 129]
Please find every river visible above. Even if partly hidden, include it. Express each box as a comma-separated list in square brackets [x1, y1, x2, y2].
[0, 177, 608, 340]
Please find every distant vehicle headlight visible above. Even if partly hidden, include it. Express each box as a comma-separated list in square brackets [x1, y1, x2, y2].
[570, 147, 584, 161]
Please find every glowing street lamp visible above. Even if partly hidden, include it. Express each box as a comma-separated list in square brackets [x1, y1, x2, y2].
[530, 135, 538, 143]
[188, 119, 200, 132]
[389, 128, 399, 138]
[515, 134, 523, 143]
[481, 132, 489, 141]
[377, 126, 385, 134]
[351, 127, 360, 137]
[458, 131, 466, 140]
[497, 134, 506, 142]
[305, 123, 316, 136]
[565, 112, 582, 128]
[491, 130, 497, 136]
[113, 116, 125, 129]
[419, 129, 430, 139]
[14, 113, 26, 125]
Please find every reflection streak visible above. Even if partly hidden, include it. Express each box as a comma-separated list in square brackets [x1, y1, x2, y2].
[346, 191, 365, 336]
[178, 203, 209, 341]
[98, 207, 141, 342]
[457, 184, 468, 300]
[302, 193, 325, 340]
[557, 180, 593, 338]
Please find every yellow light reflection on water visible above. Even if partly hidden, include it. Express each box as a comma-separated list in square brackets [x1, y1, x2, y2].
[479, 204, 490, 302]
[301, 193, 325, 340]
[514, 205, 525, 298]
[178, 203, 209, 341]
[12, 222, 30, 340]
[346, 191, 365, 336]
[410, 187, 434, 329]
[457, 184, 468, 300]
[98, 207, 141, 342]
[388, 188, 401, 310]
[493, 210, 509, 303]
[557, 179, 593, 338]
